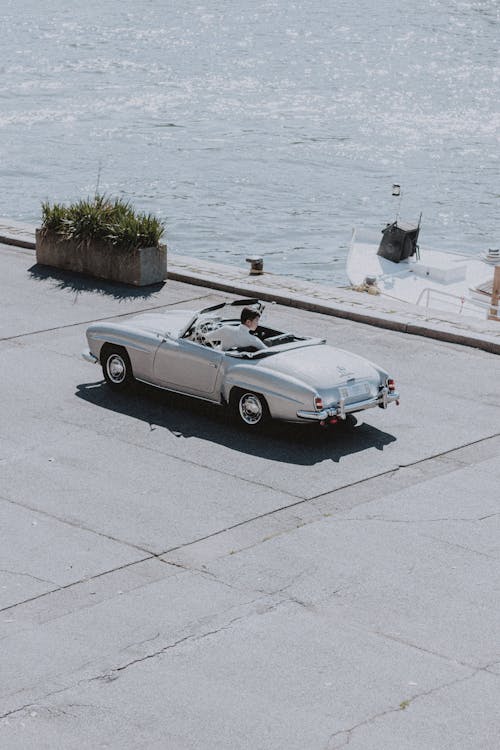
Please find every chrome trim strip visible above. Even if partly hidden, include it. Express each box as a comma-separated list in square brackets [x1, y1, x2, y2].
[135, 378, 222, 405]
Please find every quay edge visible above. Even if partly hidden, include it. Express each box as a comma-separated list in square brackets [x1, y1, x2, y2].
[1, 218, 499, 355]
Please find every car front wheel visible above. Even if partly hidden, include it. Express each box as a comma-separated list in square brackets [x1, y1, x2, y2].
[101, 345, 134, 391]
[232, 389, 269, 428]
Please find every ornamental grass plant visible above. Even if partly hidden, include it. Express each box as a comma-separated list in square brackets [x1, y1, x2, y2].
[41, 195, 165, 252]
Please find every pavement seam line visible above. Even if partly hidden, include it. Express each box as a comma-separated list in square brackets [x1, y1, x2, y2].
[160, 431, 500, 559]
[0, 292, 214, 342]
[2, 432, 498, 616]
[0, 492, 154, 556]
[308, 430, 500, 505]
[0, 569, 58, 588]
[0, 555, 157, 615]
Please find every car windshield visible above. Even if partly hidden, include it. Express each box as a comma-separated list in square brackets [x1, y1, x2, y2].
[181, 300, 321, 355]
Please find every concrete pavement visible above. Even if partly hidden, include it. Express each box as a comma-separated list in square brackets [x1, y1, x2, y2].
[1, 240, 500, 749]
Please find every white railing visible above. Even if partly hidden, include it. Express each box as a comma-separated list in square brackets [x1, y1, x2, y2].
[416, 287, 499, 319]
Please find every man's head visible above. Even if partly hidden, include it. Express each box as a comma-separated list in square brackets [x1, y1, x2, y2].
[240, 307, 261, 330]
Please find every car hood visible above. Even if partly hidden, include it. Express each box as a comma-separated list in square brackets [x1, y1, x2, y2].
[113, 310, 195, 337]
[258, 344, 384, 388]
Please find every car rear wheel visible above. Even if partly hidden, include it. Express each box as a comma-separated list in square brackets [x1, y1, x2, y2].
[101, 345, 134, 391]
[231, 389, 269, 428]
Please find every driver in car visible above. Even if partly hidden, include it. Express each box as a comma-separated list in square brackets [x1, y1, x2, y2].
[204, 307, 267, 351]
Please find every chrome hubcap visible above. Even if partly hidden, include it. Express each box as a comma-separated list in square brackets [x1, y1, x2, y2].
[239, 393, 263, 425]
[107, 354, 126, 383]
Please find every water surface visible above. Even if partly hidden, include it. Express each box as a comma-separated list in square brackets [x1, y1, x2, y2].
[1, 0, 498, 282]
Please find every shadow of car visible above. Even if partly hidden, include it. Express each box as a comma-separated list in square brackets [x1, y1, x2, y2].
[75, 379, 397, 467]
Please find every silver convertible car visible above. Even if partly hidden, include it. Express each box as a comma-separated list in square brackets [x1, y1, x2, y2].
[82, 298, 399, 428]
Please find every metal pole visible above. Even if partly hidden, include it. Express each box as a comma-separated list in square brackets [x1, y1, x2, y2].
[488, 265, 500, 321]
[392, 184, 402, 223]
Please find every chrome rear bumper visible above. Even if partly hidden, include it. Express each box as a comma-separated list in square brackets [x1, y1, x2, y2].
[297, 388, 400, 421]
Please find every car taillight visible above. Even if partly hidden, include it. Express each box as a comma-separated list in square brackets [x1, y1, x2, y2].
[314, 396, 323, 410]
[387, 378, 396, 391]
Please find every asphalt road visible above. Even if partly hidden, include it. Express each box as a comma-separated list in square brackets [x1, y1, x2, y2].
[1, 243, 500, 749]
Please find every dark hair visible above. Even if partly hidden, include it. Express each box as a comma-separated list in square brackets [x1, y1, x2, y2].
[240, 307, 260, 324]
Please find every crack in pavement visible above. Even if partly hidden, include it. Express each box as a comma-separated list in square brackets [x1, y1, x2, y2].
[31, 702, 112, 719]
[117, 631, 161, 654]
[0, 292, 214, 343]
[0, 595, 276, 721]
[249, 567, 317, 599]
[478, 512, 500, 522]
[2, 583, 498, 730]
[324, 672, 479, 749]
[158, 556, 326, 610]
[103, 595, 295, 679]
[418, 533, 499, 561]
[484, 664, 500, 676]
[110, 615, 248, 675]
[335, 513, 500, 524]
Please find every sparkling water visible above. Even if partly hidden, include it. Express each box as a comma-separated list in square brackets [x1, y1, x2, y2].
[1, 0, 498, 283]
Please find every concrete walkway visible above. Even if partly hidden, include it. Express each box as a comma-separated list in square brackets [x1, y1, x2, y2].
[1, 239, 499, 750]
[1, 218, 499, 354]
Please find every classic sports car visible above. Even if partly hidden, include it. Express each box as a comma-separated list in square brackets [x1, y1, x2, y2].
[82, 298, 399, 428]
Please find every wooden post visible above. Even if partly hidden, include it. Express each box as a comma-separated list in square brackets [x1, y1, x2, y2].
[489, 265, 500, 321]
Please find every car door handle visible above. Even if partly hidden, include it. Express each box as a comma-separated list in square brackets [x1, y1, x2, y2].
[209, 363, 218, 368]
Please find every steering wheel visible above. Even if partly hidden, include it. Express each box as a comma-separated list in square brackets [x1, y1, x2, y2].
[194, 318, 220, 347]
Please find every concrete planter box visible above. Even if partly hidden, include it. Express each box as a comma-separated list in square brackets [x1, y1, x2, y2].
[35, 228, 167, 286]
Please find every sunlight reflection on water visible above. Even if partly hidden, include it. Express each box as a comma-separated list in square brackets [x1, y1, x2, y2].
[1, 0, 498, 283]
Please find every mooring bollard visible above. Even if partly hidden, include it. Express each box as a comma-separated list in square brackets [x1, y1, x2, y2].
[246, 255, 264, 275]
